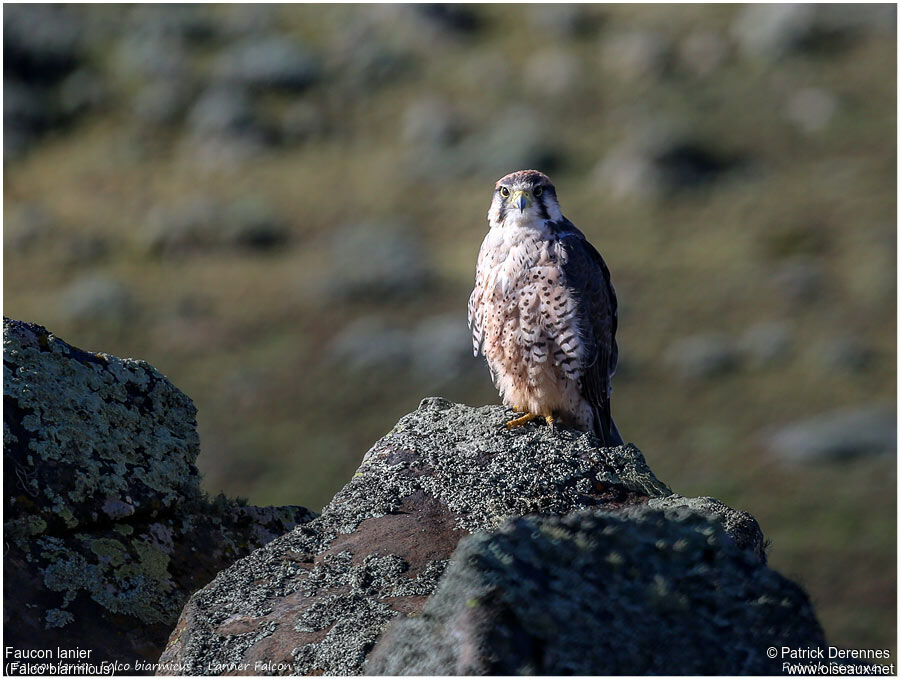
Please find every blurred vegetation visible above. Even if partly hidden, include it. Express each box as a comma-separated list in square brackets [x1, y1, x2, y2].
[3, 4, 895, 656]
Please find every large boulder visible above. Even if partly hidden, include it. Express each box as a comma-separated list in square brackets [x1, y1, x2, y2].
[158, 397, 803, 675]
[367, 507, 824, 675]
[3, 318, 315, 668]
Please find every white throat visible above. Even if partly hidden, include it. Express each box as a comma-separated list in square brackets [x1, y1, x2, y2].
[490, 209, 556, 237]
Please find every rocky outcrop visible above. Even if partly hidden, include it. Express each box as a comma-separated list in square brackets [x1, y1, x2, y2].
[367, 507, 823, 675]
[157, 397, 817, 675]
[4, 317, 829, 674]
[3, 318, 315, 667]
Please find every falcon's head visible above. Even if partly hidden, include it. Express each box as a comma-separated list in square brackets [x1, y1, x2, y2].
[488, 169, 563, 229]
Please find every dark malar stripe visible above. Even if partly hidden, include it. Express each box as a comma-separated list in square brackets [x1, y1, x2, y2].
[536, 194, 550, 221]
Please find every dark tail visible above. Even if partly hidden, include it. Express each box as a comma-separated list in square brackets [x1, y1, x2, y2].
[607, 415, 624, 446]
[594, 405, 624, 447]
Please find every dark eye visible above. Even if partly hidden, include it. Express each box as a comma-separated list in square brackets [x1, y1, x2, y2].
[499, 186, 510, 198]
[534, 186, 543, 197]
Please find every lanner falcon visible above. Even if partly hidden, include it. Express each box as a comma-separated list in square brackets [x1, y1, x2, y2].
[468, 170, 623, 446]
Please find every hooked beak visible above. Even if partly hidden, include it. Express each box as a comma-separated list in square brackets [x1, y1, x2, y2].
[511, 189, 533, 212]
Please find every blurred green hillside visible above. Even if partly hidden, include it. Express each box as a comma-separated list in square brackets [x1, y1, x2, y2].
[4, 4, 896, 656]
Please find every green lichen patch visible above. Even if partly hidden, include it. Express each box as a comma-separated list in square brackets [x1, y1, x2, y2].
[4, 515, 48, 546]
[90, 538, 128, 567]
[56, 506, 79, 530]
[45, 608, 74, 629]
[130, 539, 171, 580]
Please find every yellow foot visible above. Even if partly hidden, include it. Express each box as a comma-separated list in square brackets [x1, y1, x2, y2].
[545, 415, 556, 431]
[506, 412, 538, 429]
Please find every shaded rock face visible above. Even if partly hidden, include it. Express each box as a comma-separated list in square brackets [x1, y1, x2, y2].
[368, 507, 825, 676]
[3, 318, 315, 668]
[159, 397, 781, 675]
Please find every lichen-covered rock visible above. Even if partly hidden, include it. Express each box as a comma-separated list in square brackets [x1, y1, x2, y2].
[3, 318, 316, 668]
[367, 507, 825, 675]
[159, 397, 772, 675]
[643, 493, 767, 562]
[4, 318, 200, 530]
